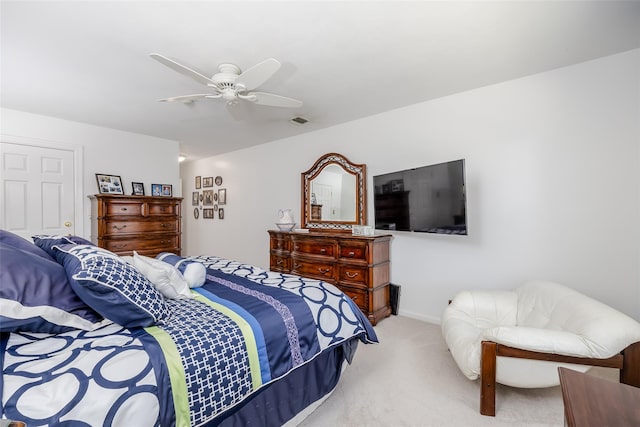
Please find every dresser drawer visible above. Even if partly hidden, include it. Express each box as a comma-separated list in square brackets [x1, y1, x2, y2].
[338, 265, 368, 285]
[102, 235, 178, 254]
[103, 220, 178, 236]
[339, 242, 368, 262]
[291, 259, 335, 281]
[105, 202, 143, 217]
[292, 238, 336, 258]
[270, 234, 291, 252]
[147, 202, 179, 216]
[270, 254, 290, 272]
[341, 287, 368, 312]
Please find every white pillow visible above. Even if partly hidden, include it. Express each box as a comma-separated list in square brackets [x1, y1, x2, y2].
[132, 251, 192, 299]
[182, 262, 206, 288]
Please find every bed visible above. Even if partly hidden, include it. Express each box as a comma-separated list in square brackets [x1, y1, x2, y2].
[0, 231, 377, 426]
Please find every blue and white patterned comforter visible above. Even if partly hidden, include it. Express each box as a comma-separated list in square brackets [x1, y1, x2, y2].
[1, 255, 377, 426]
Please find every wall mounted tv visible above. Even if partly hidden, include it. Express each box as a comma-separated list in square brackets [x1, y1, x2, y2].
[373, 159, 467, 235]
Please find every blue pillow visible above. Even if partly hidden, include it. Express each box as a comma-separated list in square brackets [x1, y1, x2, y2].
[54, 244, 170, 328]
[0, 242, 105, 333]
[32, 234, 94, 259]
[0, 229, 55, 261]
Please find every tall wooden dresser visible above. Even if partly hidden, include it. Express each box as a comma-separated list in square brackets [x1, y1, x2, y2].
[90, 194, 182, 257]
[269, 230, 392, 325]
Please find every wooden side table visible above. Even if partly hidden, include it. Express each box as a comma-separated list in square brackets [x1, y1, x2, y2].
[558, 367, 640, 426]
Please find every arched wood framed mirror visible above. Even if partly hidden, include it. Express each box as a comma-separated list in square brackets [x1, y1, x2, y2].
[301, 153, 367, 231]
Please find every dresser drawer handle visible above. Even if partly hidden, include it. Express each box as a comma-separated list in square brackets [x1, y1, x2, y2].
[160, 223, 168, 228]
[160, 240, 168, 244]
[112, 225, 127, 230]
[277, 242, 282, 249]
[294, 263, 301, 269]
[276, 259, 283, 265]
[294, 245, 299, 250]
[319, 248, 326, 254]
[351, 295, 358, 302]
[318, 267, 330, 274]
[112, 243, 127, 249]
[348, 251, 355, 257]
[345, 271, 359, 278]
[121, 207, 128, 211]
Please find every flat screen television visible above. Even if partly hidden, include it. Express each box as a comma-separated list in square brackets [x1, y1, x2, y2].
[373, 159, 467, 235]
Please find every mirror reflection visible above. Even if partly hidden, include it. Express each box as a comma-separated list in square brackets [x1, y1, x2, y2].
[309, 164, 357, 222]
[301, 152, 367, 231]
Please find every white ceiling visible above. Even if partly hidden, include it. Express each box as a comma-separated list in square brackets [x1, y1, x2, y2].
[2, 1, 639, 161]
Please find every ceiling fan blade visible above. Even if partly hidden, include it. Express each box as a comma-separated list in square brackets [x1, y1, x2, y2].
[158, 94, 211, 103]
[149, 53, 216, 87]
[248, 92, 303, 108]
[235, 58, 281, 91]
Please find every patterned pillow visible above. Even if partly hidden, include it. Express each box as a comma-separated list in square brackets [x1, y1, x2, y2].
[0, 242, 105, 333]
[33, 234, 94, 258]
[54, 244, 170, 328]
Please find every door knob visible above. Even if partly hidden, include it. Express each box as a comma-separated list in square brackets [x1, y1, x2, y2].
[64, 221, 72, 227]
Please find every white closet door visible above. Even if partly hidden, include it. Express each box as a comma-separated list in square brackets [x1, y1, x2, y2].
[1, 142, 76, 240]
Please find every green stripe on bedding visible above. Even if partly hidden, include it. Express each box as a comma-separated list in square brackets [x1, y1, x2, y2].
[192, 293, 263, 389]
[145, 326, 191, 427]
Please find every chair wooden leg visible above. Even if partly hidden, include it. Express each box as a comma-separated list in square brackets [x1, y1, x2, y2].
[480, 341, 497, 416]
[620, 342, 640, 387]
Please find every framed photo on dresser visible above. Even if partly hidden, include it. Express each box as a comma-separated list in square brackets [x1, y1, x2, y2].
[96, 174, 124, 194]
[132, 182, 145, 196]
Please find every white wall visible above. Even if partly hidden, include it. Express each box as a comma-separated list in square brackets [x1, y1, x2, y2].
[1, 108, 181, 238]
[184, 49, 640, 322]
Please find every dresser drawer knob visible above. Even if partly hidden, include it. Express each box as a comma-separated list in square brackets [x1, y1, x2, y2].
[318, 267, 330, 274]
[345, 271, 359, 278]
[320, 248, 326, 254]
[121, 207, 128, 211]
[348, 251, 355, 257]
[112, 225, 127, 230]
[294, 245, 299, 250]
[160, 223, 167, 228]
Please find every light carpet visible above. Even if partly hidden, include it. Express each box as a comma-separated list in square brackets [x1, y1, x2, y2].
[300, 315, 617, 427]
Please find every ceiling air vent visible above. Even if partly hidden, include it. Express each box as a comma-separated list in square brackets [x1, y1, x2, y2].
[289, 116, 308, 125]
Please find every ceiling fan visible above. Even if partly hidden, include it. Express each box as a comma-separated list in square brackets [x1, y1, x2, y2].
[149, 53, 303, 112]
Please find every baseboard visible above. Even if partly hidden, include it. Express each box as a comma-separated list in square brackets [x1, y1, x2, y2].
[396, 309, 441, 325]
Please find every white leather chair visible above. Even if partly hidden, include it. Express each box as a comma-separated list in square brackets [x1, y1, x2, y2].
[441, 280, 640, 416]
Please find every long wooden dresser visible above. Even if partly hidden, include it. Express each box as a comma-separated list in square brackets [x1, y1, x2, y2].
[268, 230, 392, 325]
[90, 194, 182, 257]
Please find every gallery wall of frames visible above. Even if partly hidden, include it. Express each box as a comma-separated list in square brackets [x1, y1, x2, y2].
[191, 175, 226, 220]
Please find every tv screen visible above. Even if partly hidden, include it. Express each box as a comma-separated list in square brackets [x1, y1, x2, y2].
[373, 159, 467, 235]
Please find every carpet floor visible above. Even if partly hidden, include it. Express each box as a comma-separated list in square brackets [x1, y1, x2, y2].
[299, 315, 617, 427]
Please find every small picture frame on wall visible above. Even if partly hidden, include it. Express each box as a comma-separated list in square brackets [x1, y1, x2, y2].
[203, 208, 214, 219]
[218, 208, 224, 219]
[132, 182, 145, 196]
[218, 188, 226, 205]
[96, 174, 124, 194]
[195, 176, 202, 189]
[192, 191, 199, 206]
[202, 177, 214, 188]
[202, 190, 214, 205]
